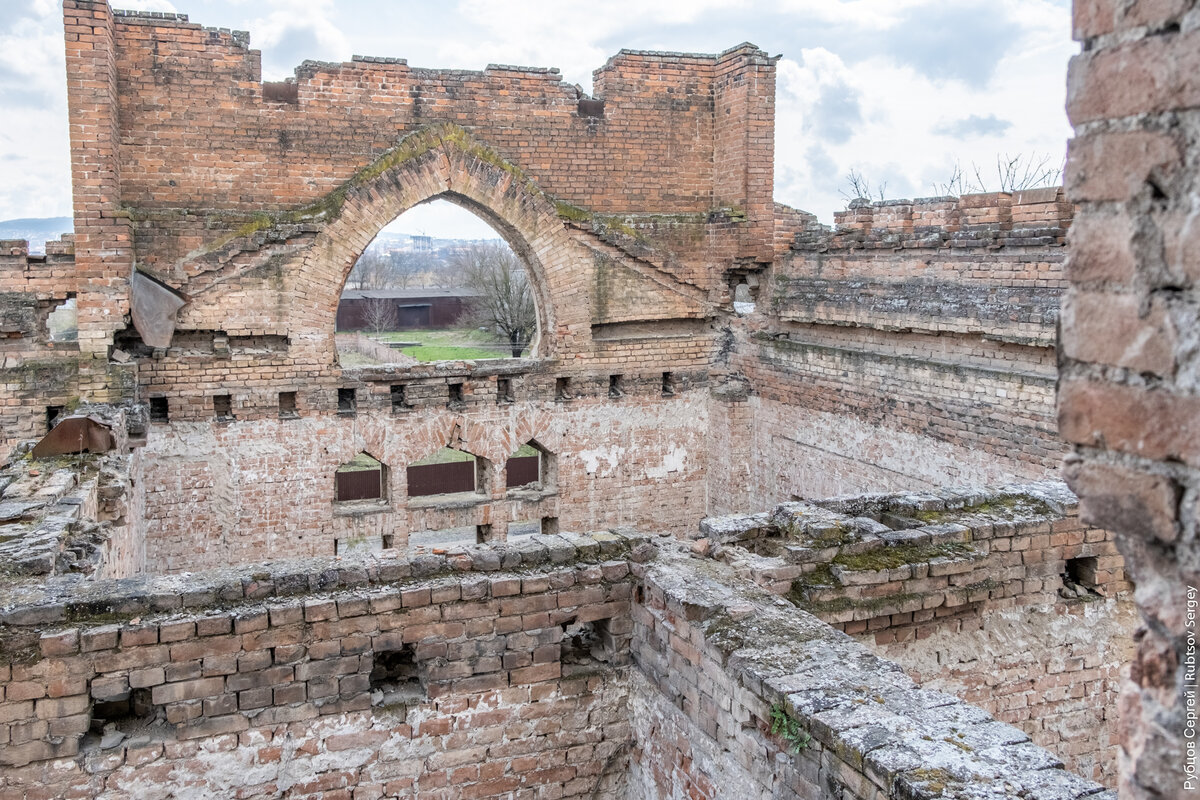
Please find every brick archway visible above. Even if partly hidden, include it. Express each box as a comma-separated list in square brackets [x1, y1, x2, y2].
[292, 124, 582, 364]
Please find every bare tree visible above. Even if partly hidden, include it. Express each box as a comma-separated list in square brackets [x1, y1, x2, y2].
[346, 250, 393, 291]
[453, 242, 536, 357]
[361, 296, 398, 334]
[980, 152, 1062, 193]
[932, 153, 1063, 196]
[839, 168, 887, 204]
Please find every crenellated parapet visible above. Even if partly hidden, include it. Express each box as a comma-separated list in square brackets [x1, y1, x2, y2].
[818, 187, 1072, 252]
[0, 236, 76, 299]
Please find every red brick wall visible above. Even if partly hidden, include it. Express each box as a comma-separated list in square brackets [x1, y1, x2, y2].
[1061, 1, 1200, 797]
[0, 538, 643, 797]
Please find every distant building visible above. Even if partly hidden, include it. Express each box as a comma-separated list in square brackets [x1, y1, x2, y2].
[336, 288, 481, 331]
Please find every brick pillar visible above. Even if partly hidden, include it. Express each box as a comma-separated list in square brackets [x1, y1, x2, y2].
[1061, 2, 1199, 797]
[713, 44, 778, 264]
[64, 0, 134, 398]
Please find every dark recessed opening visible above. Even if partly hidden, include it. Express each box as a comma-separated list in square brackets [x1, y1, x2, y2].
[338, 388, 357, 414]
[448, 383, 464, 406]
[476, 523, 492, 543]
[497, 377, 513, 404]
[541, 516, 559, 535]
[149, 397, 169, 424]
[391, 384, 409, 412]
[662, 372, 675, 396]
[1064, 556, 1099, 598]
[407, 448, 483, 498]
[609, 375, 623, 398]
[262, 81, 299, 104]
[370, 645, 423, 705]
[556, 377, 572, 401]
[91, 687, 155, 735]
[46, 406, 64, 431]
[560, 618, 613, 677]
[577, 98, 605, 118]
[213, 394, 232, 420]
[278, 391, 297, 418]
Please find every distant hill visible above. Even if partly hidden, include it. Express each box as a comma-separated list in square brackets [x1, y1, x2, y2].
[0, 217, 73, 254]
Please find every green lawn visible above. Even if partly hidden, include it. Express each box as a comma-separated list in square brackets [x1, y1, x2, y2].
[400, 345, 503, 361]
[339, 328, 528, 363]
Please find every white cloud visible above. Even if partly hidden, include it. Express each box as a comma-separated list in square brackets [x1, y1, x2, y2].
[246, 0, 352, 80]
[116, 0, 179, 11]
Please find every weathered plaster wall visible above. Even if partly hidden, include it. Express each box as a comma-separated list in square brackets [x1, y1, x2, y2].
[141, 385, 710, 572]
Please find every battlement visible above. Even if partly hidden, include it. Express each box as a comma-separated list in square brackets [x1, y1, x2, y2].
[803, 187, 1073, 251]
[0, 235, 76, 298]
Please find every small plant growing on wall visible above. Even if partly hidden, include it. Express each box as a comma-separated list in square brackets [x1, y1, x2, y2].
[769, 703, 812, 754]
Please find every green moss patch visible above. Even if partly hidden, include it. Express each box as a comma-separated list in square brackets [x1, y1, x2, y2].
[832, 541, 975, 572]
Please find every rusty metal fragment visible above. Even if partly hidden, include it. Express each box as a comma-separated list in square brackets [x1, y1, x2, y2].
[31, 415, 116, 458]
[130, 270, 187, 348]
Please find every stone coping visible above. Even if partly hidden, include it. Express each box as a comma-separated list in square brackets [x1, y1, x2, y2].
[0, 530, 656, 630]
[644, 551, 1113, 799]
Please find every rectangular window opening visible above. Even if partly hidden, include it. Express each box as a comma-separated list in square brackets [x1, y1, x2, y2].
[278, 391, 297, 418]
[541, 516, 559, 536]
[662, 372, 675, 396]
[475, 524, 492, 543]
[497, 377, 513, 404]
[370, 644, 423, 706]
[46, 405, 64, 431]
[448, 383, 464, 406]
[338, 387, 357, 415]
[608, 374, 623, 398]
[560, 618, 614, 677]
[149, 397, 169, 424]
[391, 384, 409, 412]
[1064, 556, 1099, 597]
[555, 377, 572, 401]
[213, 394, 232, 420]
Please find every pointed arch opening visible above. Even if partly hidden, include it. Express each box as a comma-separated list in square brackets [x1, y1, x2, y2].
[298, 125, 575, 370]
[335, 197, 541, 367]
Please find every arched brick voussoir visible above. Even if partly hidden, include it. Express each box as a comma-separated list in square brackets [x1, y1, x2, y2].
[512, 410, 560, 456]
[289, 124, 594, 364]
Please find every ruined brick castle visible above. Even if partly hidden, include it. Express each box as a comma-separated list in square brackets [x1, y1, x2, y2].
[0, 1, 1192, 798]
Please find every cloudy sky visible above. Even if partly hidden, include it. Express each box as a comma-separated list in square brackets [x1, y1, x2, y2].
[0, 0, 1076, 238]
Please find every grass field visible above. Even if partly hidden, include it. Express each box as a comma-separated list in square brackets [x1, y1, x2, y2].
[337, 328, 529, 363]
[400, 345, 501, 361]
[381, 328, 526, 362]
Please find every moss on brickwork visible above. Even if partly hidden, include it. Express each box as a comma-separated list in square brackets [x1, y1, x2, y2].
[910, 494, 1054, 524]
[832, 541, 975, 572]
